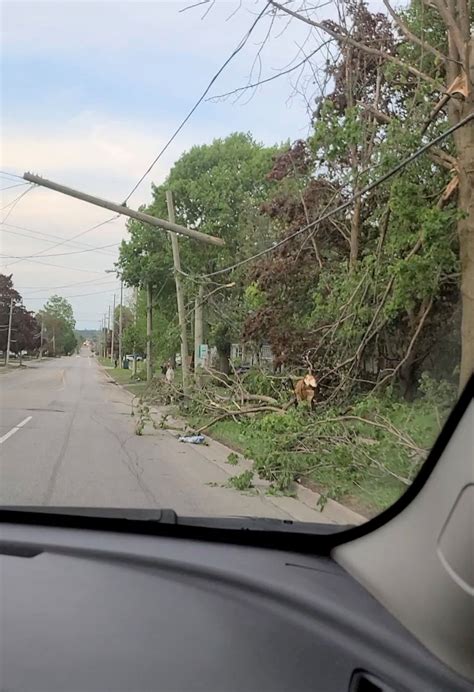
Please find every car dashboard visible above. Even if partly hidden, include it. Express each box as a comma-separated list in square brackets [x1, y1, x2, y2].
[1, 517, 470, 692]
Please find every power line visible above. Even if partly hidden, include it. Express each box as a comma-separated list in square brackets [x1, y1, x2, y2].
[3, 214, 120, 269]
[0, 182, 30, 193]
[23, 286, 121, 301]
[122, 2, 270, 204]
[0, 240, 119, 259]
[0, 187, 34, 224]
[0, 171, 24, 181]
[1, 221, 118, 255]
[182, 112, 474, 280]
[20, 277, 118, 295]
[0, 255, 107, 274]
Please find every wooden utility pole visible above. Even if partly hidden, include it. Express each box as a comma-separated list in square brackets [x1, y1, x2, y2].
[107, 305, 111, 358]
[166, 190, 190, 397]
[5, 297, 13, 366]
[194, 284, 204, 385]
[146, 282, 153, 382]
[111, 294, 116, 366]
[133, 286, 138, 376]
[103, 314, 107, 358]
[119, 277, 123, 368]
[39, 317, 44, 360]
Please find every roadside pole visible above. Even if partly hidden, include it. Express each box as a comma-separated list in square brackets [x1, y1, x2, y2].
[103, 314, 107, 358]
[110, 294, 116, 366]
[194, 284, 204, 386]
[119, 277, 123, 368]
[5, 297, 13, 366]
[133, 287, 138, 377]
[40, 318, 44, 360]
[107, 305, 111, 359]
[166, 190, 190, 397]
[105, 269, 123, 367]
[146, 282, 153, 382]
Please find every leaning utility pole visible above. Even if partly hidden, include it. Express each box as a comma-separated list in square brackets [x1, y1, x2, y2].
[23, 173, 224, 247]
[146, 283, 153, 382]
[5, 297, 13, 366]
[110, 294, 116, 366]
[166, 190, 190, 397]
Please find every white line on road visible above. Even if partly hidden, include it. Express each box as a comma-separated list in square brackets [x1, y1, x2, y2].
[0, 416, 33, 445]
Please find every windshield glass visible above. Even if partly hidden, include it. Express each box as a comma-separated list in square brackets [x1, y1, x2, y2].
[1, 0, 471, 532]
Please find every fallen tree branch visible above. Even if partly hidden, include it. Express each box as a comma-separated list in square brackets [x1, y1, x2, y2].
[195, 404, 287, 433]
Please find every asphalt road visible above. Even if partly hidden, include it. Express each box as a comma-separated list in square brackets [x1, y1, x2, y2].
[0, 349, 337, 523]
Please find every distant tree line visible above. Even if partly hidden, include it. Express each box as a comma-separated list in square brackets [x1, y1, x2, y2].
[0, 273, 77, 360]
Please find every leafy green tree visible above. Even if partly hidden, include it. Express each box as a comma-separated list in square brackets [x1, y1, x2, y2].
[242, 1, 463, 397]
[0, 273, 39, 357]
[118, 132, 280, 371]
[37, 295, 77, 356]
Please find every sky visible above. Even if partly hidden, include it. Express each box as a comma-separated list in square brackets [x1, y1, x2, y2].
[0, 0, 385, 329]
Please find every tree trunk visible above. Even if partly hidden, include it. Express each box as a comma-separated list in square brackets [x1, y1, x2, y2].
[350, 194, 361, 270]
[454, 32, 474, 392]
[216, 348, 231, 375]
[457, 103, 474, 391]
[146, 282, 153, 382]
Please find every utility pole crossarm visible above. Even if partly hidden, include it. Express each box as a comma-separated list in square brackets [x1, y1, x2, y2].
[23, 173, 225, 247]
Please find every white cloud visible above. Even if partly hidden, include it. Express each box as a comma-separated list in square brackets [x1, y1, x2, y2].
[2, 113, 194, 191]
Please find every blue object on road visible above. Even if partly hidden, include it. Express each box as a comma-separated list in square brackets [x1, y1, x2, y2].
[178, 434, 206, 444]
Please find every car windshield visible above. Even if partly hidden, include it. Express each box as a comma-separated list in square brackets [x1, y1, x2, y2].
[1, 0, 471, 532]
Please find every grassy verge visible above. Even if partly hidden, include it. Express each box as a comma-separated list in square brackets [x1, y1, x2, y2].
[186, 377, 455, 518]
[97, 356, 148, 395]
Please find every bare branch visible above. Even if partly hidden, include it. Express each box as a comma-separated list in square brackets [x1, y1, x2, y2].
[376, 296, 434, 389]
[179, 0, 209, 13]
[358, 102, 458, 170]
[268, 0, 440, 87]
[208, 45, 327, 101]
[226, 0, 242, 22]
[424, 0, 465, 60]
[201, 0, 216, 20]
[381, 0, 449, 65]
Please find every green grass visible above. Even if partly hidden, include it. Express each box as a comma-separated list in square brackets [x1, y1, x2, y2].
[97, 357, 149, 395]
[187, 392, 451, 519]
